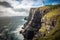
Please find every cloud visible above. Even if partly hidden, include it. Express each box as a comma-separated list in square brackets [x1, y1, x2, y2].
[32, 0, 44, 7]
[13, 8, 29, 12]
[0, 6, 29, 17]
[0, 0, 45, 17]
[0, 1, 12, 8]
[0, 0, 31, 17]
[10, 0, 44, 8]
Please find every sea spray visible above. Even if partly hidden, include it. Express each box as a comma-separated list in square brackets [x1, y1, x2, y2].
[9, 25, 24, 40]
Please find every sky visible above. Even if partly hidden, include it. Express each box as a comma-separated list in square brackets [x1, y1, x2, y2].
[0, 0, 60, 17]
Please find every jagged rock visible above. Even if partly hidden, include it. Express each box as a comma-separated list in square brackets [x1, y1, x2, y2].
[20, 7, 47, 40]
[20, 4, 60, 40]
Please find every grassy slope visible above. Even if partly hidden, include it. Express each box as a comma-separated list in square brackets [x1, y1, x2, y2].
[33, 4, 60, 40]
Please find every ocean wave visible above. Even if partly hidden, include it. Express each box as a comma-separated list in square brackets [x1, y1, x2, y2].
[9, 25, 24, 34]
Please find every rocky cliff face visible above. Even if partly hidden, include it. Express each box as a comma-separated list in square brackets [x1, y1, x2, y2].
[20, 7, 48, 40]
[24, 8, 36, 28]
[33, 5, 60, 40]
[20, 4, 60, 40]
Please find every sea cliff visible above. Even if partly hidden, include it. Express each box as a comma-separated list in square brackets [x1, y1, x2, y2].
[20, 4, 60, 40]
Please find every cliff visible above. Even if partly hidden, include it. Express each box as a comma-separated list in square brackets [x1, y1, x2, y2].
[20, 4, 60, 40]
[24, 8, 36, 28]
[33, 4, 60, 40]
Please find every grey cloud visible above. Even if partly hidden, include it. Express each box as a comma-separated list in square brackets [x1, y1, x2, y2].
[0, 1, 12, 8]
[13, 8, 29, 12]
[0, 0, 30, 17]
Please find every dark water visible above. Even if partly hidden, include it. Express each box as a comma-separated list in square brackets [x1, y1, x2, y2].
[0, 16, 26, 40]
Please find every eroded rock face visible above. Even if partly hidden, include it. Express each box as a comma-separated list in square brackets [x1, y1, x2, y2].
[20, 8, 46, 40]
[20, 7, 55, 40]
[20, 5, 60, 40]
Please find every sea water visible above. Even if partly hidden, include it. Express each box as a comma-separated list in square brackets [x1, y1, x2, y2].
[0, 16, 26, 40]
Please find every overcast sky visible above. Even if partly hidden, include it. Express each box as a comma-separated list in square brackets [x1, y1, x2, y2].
[0, 0, 60, 17]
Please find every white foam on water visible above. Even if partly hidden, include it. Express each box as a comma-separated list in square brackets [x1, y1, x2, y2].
[9, 25, 24, 40]
[10, 25, 24, 33]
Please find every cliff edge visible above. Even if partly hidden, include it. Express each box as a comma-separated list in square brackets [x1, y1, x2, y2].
[20, 4, 60, 40]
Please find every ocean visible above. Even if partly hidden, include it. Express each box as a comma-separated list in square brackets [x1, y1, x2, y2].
[0, 16, 26, 40]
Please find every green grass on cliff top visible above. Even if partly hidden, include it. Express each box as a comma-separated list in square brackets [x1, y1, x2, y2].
[33, 4, 60, 40]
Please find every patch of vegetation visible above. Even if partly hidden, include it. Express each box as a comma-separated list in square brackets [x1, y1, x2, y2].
[33, 4, 60, 40]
